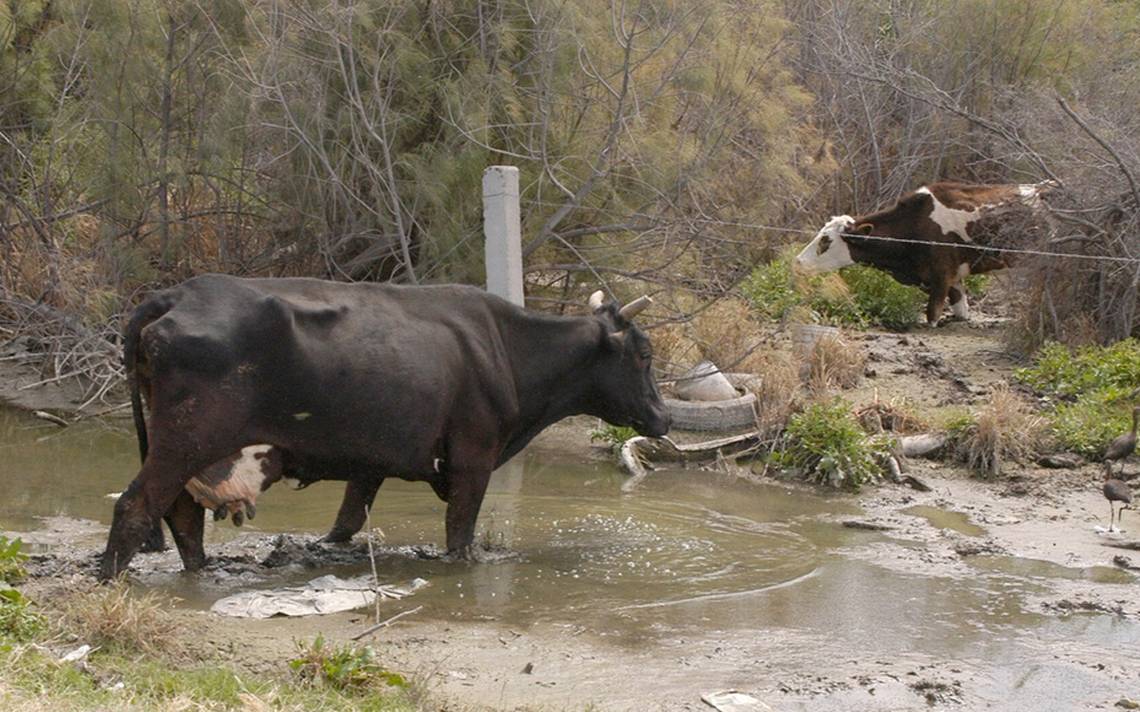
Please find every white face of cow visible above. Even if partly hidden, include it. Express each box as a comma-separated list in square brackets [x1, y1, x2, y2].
[794, 215, 857, 274]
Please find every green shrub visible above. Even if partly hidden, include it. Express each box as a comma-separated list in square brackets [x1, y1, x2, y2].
[741, 256, 805, 322]
[0, 536, 28, 583]
[1049, 392, 1133, 458]
[0, 587, 45, 642]
[742, 256, 921, 330]
[290, 636, 408, 694]
[841, 265, 925, 331]
[962, 273, 990, 297]
[1015, 340, 1140, 457]
[1014, 339, 1140, 399]
[773, 399, 894, 490]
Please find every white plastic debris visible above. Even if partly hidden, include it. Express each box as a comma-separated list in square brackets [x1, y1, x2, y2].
[59, 644, 93, 663]
[211, 575, 428, 619]
[701, 690, 772, 712]
[674, 361, 738, 402]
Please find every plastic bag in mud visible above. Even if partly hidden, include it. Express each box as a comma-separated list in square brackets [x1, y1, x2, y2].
[210, 574, 428, 618]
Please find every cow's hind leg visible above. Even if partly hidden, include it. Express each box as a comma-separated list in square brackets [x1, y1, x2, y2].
[947, 286, 969, 320]
[139, 523, 167, 553]
[164, 490, 206, 571]
[324, 477, 384, 543]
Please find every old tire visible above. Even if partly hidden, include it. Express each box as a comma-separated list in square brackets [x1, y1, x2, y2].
[665, 393, 758, 432]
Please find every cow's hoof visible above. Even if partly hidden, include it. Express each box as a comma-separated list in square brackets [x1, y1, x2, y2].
[321, 528, 355, 544]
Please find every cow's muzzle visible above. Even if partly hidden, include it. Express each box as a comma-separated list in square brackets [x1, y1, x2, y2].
[633, 407, 671, 438]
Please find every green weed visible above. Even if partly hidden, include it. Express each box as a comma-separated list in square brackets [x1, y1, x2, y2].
[1015, 340, 1140, 457]
[962, 273, 990, 297]
[1049, 392, 1133, 458]
[0, 587, 45, 642]
[0, 535, 28, 583]
[742, 256, 922, 330]
[841, 265, 925, 331]
[590, 424, 639, 454]
[1015, 339, 1140, 398]
[290, 635, 409, 694]
[773, 399, 894, 490]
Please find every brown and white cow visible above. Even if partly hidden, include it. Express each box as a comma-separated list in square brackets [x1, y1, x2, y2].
[794, 181, 1055, 324]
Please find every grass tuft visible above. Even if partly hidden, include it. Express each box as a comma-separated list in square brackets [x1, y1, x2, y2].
[805, 332, 865, 391]
[53, 581, 183, 658]
[946, 386, 1044, 477]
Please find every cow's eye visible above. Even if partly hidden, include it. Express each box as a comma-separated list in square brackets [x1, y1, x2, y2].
[817, 235, 831, 254]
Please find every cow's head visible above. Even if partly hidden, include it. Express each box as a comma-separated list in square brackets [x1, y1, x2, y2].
[586, 291, 671, 437]
[793, 215, 873, 274]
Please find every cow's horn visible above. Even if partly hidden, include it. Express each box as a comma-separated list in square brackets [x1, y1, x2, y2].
[588, 290, 605, 310]
[619, 295, 652, 320]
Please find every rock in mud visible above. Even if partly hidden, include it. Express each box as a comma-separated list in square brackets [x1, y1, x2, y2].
[1044, 599, 1125, 616]
[842, 519, 895, 532]
[1112, 555, 1140, 572]
[953, 539, 1006, 557]
[1036, 453, 1085, 469]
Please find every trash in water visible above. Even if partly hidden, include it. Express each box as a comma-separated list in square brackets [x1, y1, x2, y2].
[701, 690, 772, 712]
[211, 574, 428, 618]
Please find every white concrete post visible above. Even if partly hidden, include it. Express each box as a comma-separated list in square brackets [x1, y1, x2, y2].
[482, 166, 524, 306]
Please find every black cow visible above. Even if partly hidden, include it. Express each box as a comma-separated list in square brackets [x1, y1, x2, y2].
[101, 275, 670, 579]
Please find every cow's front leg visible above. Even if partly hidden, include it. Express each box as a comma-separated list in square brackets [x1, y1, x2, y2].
[324, 477, 384, 543]
[164, 489, 206, 571]
[925, 281, 951, 324]
[444, 467, 493, 559]
[101, 450, 218, 580]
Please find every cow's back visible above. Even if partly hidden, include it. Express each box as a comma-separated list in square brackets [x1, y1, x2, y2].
[138, 275, 517, 468]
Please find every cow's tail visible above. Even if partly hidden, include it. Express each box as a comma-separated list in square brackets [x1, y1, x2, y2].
[124, 294, 175, 463]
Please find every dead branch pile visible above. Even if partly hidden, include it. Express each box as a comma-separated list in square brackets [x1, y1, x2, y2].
[0, 292, 123, 410]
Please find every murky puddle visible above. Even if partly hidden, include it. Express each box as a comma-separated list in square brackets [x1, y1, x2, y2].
[2, 406, 1138, 707]
[902, 504, 988, 537]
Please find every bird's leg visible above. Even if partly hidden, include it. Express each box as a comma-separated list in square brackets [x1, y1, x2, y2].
[1109, 504, 1116, 532]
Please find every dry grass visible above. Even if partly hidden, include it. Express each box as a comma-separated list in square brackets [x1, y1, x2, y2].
[687, 297, 764, 370]
[950, 385, 1046, 477]
[51, 581, 184, 658]
[739, 347, 801, 437]
[805, 333, 866, 392]
[856, 398, 928, 434]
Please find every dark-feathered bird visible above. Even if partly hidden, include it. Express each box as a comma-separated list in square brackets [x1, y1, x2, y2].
[1103, 406, 1139, 532]
[1104, 472, 1133, 532]
[1104, 406, 1140, 477]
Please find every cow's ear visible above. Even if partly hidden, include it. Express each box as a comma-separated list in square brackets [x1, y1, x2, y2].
[853, 223, 874, 236]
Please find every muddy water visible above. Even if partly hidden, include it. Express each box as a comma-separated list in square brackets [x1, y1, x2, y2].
[2, 406, 1139, 708]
